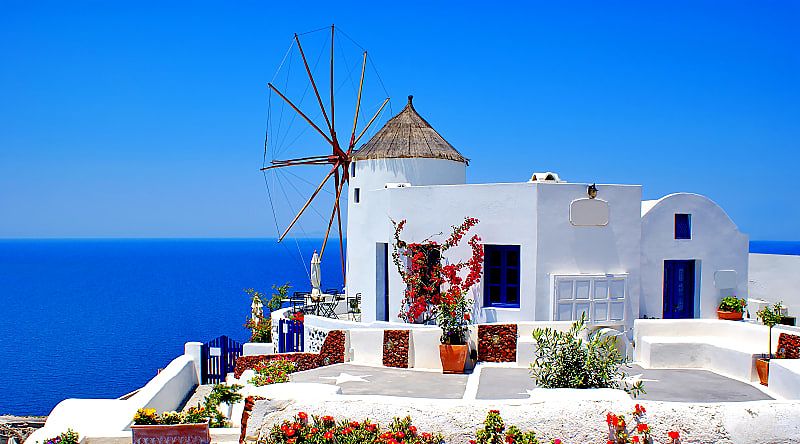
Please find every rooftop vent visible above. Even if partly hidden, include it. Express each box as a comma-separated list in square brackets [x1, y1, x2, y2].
[530, 172, 563, 183]
[385, 182, 411, 189]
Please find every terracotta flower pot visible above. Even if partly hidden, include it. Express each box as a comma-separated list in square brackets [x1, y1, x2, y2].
[755, 358, 770, 386]
[717, 310, 744, 321]
[132, 422, 211, 444]
[439, 344, 467, 374]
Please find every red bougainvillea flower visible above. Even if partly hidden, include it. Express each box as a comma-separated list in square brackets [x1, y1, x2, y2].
[669, 431, 680, 439]
[637, 423, 650, 433]
[632, 436, 640, 443]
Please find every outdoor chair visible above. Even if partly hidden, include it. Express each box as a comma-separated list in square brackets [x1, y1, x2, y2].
[347, 292, 362, 322]
[318, 294, 339, 319]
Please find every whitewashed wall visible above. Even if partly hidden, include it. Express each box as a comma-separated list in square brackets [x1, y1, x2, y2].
[349, 182, 539, 324]
[640, 193, 748, 319]
[348, 174, 645, 330]
[749, 253, 800, 318]
[534, 183, 642, 327]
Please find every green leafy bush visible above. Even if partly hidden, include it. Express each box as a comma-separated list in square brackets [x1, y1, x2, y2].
[43, 429, 80, 444]
[529, 313, 644, 397]
[250, 358, 297, 386]
[133, 384, 243, 428]
[757, 301, 785, 358]
[475, 410, 540, 444]
[718, 296, 746, 313]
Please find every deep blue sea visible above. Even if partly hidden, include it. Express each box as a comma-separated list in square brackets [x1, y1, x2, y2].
[749, 240, 800, 256]
[0, 239, 342, 416]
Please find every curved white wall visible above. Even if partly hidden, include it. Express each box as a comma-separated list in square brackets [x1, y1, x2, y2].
[640, 193, 748, 319]
[349, 158, 466, 193]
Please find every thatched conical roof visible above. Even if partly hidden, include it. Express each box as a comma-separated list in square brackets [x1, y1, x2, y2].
[352, 96, 468, 164]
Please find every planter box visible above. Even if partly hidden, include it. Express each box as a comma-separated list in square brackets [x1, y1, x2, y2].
[132, 422, 211, 444]
[717, 310, 744, 321]
[439, 344, 467, 374]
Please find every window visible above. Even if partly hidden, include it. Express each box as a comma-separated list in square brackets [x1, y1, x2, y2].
[675, 213, 691, 239]
[354, 188, 360, 203]
[351, 162, 356, 178]
[554, 274, 626, 323]
[483, 245, 520, 308]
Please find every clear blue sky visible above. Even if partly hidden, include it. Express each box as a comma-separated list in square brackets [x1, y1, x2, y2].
[1, 1, 797, 240]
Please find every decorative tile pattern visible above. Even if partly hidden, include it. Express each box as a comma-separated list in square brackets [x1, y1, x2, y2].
[777, 332, 800, 359]
[477, 324, 518, 362]
[382, 330, 410, 368]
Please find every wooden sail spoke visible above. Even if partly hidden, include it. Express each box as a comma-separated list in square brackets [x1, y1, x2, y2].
[351, 97, 390, 151]
[320, 169, 345, 258]
[278, 166, 338, 242]
[294, 33, 332, 133]
[349, 51, 368, 149]
[268, 83, 334, 146]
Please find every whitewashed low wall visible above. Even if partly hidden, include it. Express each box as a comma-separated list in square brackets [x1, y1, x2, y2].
[26, 354, 199, 444]
[769, 359, 800, 400]
[243, 342, 275, 356]
[633, 319, 800, 384]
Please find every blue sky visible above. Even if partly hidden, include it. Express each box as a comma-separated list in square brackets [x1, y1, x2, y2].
[1, 1, 798, 240]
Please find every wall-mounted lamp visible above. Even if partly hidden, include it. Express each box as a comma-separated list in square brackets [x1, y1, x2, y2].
[587, 183, 598, 199]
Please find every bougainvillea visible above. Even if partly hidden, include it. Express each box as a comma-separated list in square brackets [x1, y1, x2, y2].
[392, 217, 484, 344]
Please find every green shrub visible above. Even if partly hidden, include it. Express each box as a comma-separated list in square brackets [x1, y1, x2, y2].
[529, 313, 644, 397]
[250, 358, 297, 386]
[475, 410, 540, 444]
[718, 296, 746, 313]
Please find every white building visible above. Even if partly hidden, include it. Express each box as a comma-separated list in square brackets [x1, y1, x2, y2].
[346, 96, 748, 330]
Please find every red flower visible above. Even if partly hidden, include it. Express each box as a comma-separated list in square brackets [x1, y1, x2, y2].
[668, 431, 680, 439]
[297, 412, 308, 421]
[323, 431, 333, 440]
[637, 423, 649, 433]
[553, 439, 562, 444]
[505, 435, 514, 443]
[632, 436, 640, 443]
[396, 431, 405, 439]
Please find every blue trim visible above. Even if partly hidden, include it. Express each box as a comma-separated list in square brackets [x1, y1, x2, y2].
[483, 244, 521, 308]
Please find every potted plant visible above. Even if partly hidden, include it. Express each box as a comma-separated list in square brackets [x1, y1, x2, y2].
[717, 296, 746, 321]
[755, 301, 784, 386]
[391, 217, 484, 374]
[131, 408, 210, 444]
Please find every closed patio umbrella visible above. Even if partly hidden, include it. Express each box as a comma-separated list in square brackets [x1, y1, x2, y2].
[311, 250, 322, 300]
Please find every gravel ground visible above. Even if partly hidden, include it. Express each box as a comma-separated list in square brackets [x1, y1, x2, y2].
[246, 397, 800, 444]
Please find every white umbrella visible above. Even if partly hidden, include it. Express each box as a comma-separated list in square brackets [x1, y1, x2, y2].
[311, 250, 322, 300]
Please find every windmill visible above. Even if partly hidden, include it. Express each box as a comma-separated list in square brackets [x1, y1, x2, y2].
[261, 25, 391, 284]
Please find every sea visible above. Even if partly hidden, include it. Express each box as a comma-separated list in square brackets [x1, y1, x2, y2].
[0, 239, 798, 416]
[0, 239, 343, 416]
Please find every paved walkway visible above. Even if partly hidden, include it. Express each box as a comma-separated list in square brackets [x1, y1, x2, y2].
[289, 363, 772, 402]
[290, 364, 468, 399]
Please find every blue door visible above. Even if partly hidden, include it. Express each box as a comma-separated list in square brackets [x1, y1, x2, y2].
[663, 260, 696, 319]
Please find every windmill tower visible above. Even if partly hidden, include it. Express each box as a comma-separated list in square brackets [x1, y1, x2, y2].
[346, 95, 468, 321]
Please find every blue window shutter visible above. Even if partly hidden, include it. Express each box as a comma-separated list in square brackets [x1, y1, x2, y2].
[483, 245, 521, 308]
[675, 214, 691, 239]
